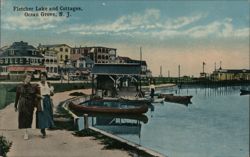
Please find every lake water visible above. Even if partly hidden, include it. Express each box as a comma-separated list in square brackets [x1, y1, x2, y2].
[92, 86, 249, 157]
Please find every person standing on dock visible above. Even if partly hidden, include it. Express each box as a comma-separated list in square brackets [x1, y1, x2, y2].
[150, 83, 155, 99]
[14, 73, 37, 140]
[36, 72, 55, 138]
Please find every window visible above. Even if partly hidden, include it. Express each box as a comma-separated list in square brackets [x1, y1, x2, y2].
[65, 48, 68, 52]
[60, 55, 63, 61]
[32, 51, 36, 55]
[54, 67, 57, 73]
[65, 55, 68, 60]
[15, 58, 19, 64]
[9, 50, 15, 55]
[60, 48, 63, 52]
[20, 58, 23, 64]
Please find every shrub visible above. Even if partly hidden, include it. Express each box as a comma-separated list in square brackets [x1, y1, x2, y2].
[0, 135, 12, 157]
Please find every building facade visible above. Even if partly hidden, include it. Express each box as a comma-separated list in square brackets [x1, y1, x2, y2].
[0, 41, 45, 80]
[71, 46, 117, 63]
[38, 44, 72, 67]
[40, 50, 59, 78]
[211, 69, 250, 81]
[115, 56, 148, 75]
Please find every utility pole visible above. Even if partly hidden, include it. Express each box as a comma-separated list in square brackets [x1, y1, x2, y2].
[139, 47, 142, 92]
[178, 64, 180, 83]
[202, 62, 205, 73]
[160, 65, 162, 77]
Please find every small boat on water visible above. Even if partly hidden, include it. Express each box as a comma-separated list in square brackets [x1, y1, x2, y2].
[158, 93, 192, 106]
[240, 89, 250, 95]
[68, 99, 148, 114]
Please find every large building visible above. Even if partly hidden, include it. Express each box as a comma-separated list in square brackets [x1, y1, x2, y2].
[71, 46, 117, 63]
[211, 68, 250, 81]
[115, 56, 148, 76]
[40, 50, 59, 78]
[0, 41, 45, 80]
[38, 44, 71, 67]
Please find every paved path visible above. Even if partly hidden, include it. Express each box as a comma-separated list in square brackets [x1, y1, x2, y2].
[0, 89, 130, 157]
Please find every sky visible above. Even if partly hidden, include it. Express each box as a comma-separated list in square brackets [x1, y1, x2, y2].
[0, 0, 249, 77]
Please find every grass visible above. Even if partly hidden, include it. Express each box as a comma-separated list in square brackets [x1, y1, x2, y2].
[0, 82, 91, 109]
[49, 100, 77, 131]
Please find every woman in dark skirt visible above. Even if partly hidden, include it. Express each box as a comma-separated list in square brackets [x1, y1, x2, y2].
[15, 73, 37, 140]
[36, 72, 55, 138]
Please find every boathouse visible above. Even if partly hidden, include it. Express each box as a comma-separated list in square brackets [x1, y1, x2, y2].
[91, 63, 142, 98]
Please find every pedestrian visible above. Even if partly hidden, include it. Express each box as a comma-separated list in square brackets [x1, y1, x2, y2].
[14, 73, 37, 140]
[36, 72, 55, 138]
[150, 83, 155, 99]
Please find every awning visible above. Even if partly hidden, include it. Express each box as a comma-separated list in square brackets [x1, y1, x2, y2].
[91, 63, 141, 76]
[7, 66, 46, 72]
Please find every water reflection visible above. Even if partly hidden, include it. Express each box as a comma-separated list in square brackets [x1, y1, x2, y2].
[89, 113, 148, 139]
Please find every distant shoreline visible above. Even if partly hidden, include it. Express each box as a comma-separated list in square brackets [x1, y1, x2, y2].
[142, 83, 176, 90]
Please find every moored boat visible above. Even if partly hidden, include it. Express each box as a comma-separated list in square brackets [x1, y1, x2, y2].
[68, 99, 148, 114]
[240, 89, 250, 95]
[158, 93, 192, 105]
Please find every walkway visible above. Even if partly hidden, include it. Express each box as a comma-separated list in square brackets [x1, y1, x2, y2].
[0, 89, 130, 157]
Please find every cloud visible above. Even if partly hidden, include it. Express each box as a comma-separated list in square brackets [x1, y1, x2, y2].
[185, 18, 249, 38]
[58, 9, 207, 38]
[3, 11, 66, 30]
[57, 8, 248, 39]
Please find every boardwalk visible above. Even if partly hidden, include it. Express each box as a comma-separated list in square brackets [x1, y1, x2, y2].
[0, 89, 130, 157]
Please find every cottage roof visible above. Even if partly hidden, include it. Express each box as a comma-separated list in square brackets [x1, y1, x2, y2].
[38, 44, 71, 49]
[0, 41, 43, 58]
[91, 63, 141, 75]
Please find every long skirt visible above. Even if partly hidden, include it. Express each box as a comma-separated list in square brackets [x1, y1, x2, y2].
[18, 111, 33, 129]
[36, 95, 54, 129]
[18, 97, 34, 129]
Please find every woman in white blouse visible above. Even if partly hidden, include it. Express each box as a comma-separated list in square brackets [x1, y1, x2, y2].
[36, 72, 55, 138]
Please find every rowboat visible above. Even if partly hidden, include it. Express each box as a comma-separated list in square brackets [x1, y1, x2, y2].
[158, 93, 192, 105]
[68, 99, 148, 114]
[240, 89, 250, 95]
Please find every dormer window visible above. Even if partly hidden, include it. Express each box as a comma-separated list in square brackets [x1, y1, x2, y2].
[32, 51, 36, 55]
[9, 50, 15, 55]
